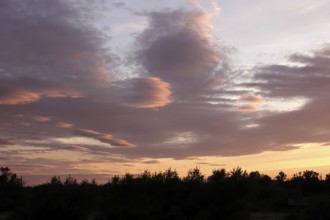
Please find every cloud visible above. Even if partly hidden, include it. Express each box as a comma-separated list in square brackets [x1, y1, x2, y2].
[75, 129, 135, 148]
[237, 95, 265, 112]
[32, 116, 51, 122]
[234, 45, 330, 149]
[0, 87, 81, 105]
[237, 104, 261, 112]
[0, 123, 11, 129]
[2, 0, 330, 178]
[114, 77, 172, 108]
[57, 122, 74, 129]
[194, 162, 226, 167]
[141, 160, 160, 164]
[10, 114, 52, 123]
[112, 2, 126, 8]
[0, 0, 300, 163]
[0, 138, 15, 146]
[0, 2, 245, 159]
[17, 122, 32, 127]
[0, 0, 111, 107]
[245, 46, 330, 99]
[241, 95, 264, 104]
[134, 7, 227, 98]
[0, 0, 110, 81]
[0, 1, 239, 164]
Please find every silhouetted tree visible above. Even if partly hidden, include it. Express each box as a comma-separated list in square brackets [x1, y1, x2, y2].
[138, 170, 152, 182]
[207, 168, 226, 183]
[163, 168, 180, 183]
[276, 171, 287, 182]
[0, 167, 24, 212]
[249, 171, 261, 180]
[183, 167, 204, 183]
[302, 170, 319, 182]
[49, 176, 62, 185]
[64, 175, 78, 185]
[120, 173, 135, 185]
[0, 167, 23, 187]
[326, 173, 330, 181]
[229, 167, 248, 181]
[110, 175, 120, 184]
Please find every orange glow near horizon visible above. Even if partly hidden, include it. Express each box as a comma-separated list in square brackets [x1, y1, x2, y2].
[15, 143, 330, 184]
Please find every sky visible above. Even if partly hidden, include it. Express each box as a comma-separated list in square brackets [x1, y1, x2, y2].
[1, 0, 330, 185]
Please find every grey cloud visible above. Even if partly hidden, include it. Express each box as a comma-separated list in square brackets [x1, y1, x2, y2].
[245, 46, 330, 99]
[0, 0, 112, 105]
[195, 162, 226, 167]
[134, 8, 227, 98]
[231, 45, 330, 152]
[113, 2, 126, 8]
[141, 160, 160, 164]
[1, 95, 247, 158]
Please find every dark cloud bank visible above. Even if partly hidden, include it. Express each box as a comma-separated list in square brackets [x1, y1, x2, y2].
[1, 0, 330, 172]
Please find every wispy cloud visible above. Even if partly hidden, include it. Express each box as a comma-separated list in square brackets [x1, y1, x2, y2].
[75, 129, 135, 148]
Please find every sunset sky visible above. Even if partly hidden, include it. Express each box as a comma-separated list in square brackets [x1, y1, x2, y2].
[1, 0, 330, 185]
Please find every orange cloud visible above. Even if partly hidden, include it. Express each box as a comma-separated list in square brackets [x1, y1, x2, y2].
[238, 95, 264, 112]
[0, 89, 40, 105]
[117, 77, 172, 108]
[0, 88, 82, 105]
[57, 122, 74, 129]
[241, 95, 264, 104]
[237, 104, 261, 112]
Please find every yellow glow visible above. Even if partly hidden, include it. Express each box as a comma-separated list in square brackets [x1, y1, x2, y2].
[9, 142, 330, 181]
[95, 142, 330, 178]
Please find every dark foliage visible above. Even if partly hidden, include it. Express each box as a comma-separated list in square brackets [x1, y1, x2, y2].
[0, 167, 24, 212]
[1, 167, 330, 220]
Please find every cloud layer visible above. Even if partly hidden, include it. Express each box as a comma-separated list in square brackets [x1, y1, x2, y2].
[1, 0, 330, 176]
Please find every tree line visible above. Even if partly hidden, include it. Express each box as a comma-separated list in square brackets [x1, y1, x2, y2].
[1, 166, 330, 220]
